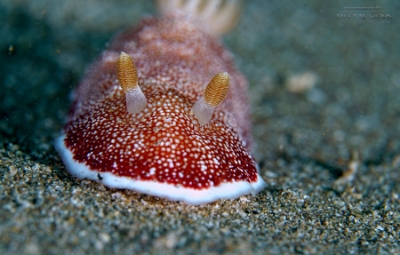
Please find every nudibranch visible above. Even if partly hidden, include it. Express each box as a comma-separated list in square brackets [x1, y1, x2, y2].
[55, 0, 266, 205]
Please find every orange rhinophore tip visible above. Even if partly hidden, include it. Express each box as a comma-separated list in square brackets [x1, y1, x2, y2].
[117, 52, 147, 115]
[192, 72, 230, 126]
[204, 72, 230, 107]
[118, 52, 138, 92]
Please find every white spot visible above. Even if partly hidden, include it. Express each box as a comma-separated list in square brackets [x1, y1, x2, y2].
[149, 167, 156, 175]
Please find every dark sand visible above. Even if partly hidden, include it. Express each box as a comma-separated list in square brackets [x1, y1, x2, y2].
[1, 1, 399, 254]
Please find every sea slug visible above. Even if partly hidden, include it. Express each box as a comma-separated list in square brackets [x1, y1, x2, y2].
[55, 0, 266, 205]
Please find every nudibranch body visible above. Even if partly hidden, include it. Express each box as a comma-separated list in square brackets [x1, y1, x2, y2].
[55, 1, 266, 205]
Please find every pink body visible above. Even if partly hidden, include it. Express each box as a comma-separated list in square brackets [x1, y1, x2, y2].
[55, 13, 266, 205]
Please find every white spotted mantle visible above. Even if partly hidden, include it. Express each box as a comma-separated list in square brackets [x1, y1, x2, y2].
[55, 13, 266, 205]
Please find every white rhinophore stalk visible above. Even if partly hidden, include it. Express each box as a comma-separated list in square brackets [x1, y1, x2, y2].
[125, 86, 147, 115]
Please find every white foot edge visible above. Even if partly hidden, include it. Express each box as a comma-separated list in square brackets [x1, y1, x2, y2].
[55, 134, 266, 205]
